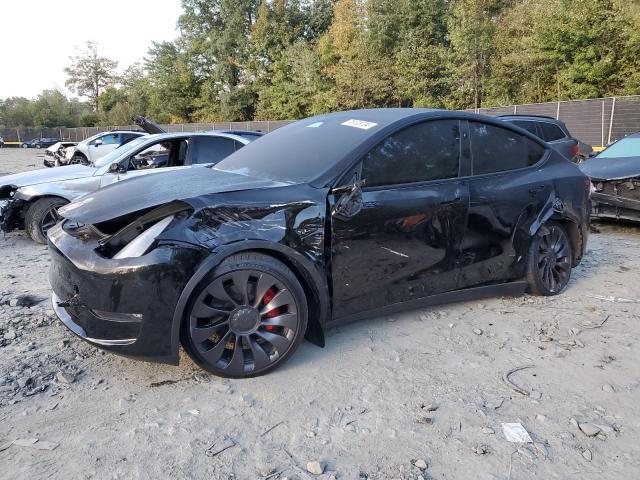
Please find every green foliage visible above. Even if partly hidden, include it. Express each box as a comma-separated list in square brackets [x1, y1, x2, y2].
[64, 41, 118, 111]
[0, 90, 89, 128]
[3, 0, 640, 128]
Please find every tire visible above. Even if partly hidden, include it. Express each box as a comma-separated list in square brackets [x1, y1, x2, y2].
[21, 144, 28, 148]
[36, 144, 41, 149]
[525, 221, 573, 296]
[181, 252, 308, 378]
[25, 197, 69, 244]
[70, 154, 86, 165]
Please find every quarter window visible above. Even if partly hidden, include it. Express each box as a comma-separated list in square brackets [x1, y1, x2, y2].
[470, 122, 546, 175]
[362, 120, 461, 187]
[538, 122, 566, 142]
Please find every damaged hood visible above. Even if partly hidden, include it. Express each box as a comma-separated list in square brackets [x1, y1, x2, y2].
[580, 156, 640, 181]
[0, 164, 96, 188]
[60, 167, 291, 224]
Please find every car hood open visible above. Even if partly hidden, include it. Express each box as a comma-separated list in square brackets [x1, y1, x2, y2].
[59, 167, 290, 224]
[0, 164, 96, 188]
[579, 156, 640, 181]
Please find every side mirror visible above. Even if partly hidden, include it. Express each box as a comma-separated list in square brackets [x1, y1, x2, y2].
[331, 179, 365, 220]
[94, 139, 103, 147]
[109, 162, 125, 174]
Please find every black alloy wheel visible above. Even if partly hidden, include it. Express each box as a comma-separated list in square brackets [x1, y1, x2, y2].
[182, 252, 307, 378]
[526, 222, 573, 296]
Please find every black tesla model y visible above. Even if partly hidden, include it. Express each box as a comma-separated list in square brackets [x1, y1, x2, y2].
[48, 109, 590, 378]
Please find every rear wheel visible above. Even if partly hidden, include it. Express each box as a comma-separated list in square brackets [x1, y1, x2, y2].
[25, 197, 68, 244]
[181, 252, 308, 378]
[526, 221, 573, 296]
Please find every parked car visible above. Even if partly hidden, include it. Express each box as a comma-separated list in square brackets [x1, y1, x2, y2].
[63, 130, 147, 165]
[43, 142, 78, 168]
[0, 131, 253, 243]
[21, 138, 61, 149]
[218, 130, 265, 142]
[498, 115, 592, 161]
[47, 109, 590, 378]
[580, 131, 640, 222]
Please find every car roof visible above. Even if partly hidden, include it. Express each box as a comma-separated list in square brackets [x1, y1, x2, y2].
[218, 108, 545, 188]
[119, 131, 251, 148]
[497, 114, 563, 122]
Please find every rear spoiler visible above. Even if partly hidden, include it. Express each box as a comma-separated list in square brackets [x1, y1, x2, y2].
[133, 116, 166, 135]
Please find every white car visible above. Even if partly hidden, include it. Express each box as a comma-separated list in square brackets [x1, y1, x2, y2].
[64, 130, 147, 165]
[0, 131, 258, 243]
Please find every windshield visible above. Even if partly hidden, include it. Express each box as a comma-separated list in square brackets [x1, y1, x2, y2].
[93, 136, 148, 167]
[598, 136, 640, 159]
[214, 115, 385, 183]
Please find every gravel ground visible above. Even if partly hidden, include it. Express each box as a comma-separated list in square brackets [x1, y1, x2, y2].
[1, 148, 640, 480]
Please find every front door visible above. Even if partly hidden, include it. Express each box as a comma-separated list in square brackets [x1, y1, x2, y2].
[330, 119, 469, 319]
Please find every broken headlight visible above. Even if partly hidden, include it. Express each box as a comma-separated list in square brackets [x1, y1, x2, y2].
[113, 215, 175, 259]
[96, 201, 192, 259]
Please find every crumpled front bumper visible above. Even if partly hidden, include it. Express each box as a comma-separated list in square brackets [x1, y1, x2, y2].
[590, 190, 640, 222]
[48, 222, 206, 364]
[0, 197, 23, 233]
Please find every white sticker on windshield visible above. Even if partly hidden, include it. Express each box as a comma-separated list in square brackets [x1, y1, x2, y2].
[307, 122, 324, 128]
[341, 119, 378, 130]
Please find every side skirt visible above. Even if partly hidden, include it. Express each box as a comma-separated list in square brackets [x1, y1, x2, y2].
[328, 281, 528, 327]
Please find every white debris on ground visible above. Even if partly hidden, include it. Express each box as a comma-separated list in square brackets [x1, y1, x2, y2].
[1, 149, 640, 479]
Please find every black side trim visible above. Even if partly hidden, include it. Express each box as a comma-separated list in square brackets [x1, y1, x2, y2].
[328, 281, 528, 327]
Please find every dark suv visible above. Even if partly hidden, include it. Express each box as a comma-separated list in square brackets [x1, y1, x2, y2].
[21, 138, 60, 149]
[498, 115, 591, 162]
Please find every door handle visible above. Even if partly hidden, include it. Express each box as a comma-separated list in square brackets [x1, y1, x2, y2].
[529, 185, 545, 194]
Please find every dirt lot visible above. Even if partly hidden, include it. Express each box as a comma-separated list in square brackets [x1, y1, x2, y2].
[1, 148, 639, 480]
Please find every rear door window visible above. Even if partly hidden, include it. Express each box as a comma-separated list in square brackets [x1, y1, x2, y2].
[470, 121, 546, 175]
[538, 122, 566, 142]
[362, 120, 461, 187]
[190, 137, 237, 165]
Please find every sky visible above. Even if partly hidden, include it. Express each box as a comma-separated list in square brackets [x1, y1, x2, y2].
[0, 0, 183, 99]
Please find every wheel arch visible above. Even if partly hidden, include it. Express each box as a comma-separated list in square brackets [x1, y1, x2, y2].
[169, 241, 330, 364]
[549, 215, 584, 267]
[16, 193, 70, 223]
[530, 208, 584, 267]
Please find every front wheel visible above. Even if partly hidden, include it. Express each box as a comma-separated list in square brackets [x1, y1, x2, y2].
[70, 154, 86, 165]
[181, 252, 308, 378]
[525, 221, 573, 296]
[25, 197, 69, 244]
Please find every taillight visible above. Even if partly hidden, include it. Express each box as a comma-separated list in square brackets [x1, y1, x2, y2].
[571, 144, 580, 155]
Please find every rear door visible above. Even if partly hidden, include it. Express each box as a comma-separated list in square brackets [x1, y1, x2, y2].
[458, 120, 549, 288]
[330, 119, 469, 319]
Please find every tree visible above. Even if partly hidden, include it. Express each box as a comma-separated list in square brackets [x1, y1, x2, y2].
[64, 42, 118, 112]
[447, 0, 501, 109]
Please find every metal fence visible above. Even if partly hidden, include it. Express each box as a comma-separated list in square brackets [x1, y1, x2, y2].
[2, 95, 640, 148]
[473, 95, 640, 148]
[0, 121, 293, 145]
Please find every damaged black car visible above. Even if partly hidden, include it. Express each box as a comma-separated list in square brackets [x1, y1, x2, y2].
[48, 109, 591, 378]
[580, 132, 640, 222]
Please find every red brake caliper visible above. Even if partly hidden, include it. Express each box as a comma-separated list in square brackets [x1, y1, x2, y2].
[261, 288, 278, 331]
